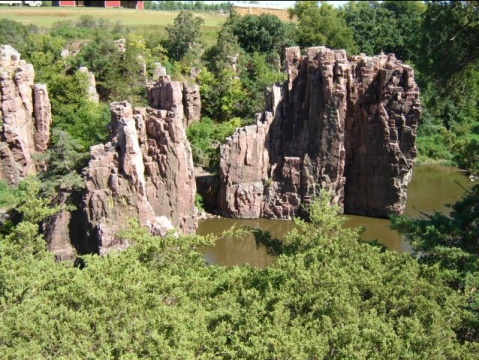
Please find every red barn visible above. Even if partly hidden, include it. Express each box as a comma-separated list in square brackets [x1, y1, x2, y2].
[53, 1, 143, 9]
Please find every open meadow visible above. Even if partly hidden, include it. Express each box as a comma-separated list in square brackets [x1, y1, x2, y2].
[0, 6, 226, 46]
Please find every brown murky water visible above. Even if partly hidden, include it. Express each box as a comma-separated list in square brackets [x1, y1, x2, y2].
[198, 166, 472, 267]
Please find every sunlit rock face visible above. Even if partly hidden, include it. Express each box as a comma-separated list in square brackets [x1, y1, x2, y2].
[0, 45, 51, 186]
[146, 69, 201, 127]
[46, 75, 198, 258]
[218, 46, 421, 219]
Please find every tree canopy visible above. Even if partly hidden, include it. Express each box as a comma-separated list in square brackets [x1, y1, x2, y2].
[289, 1, 357, 53]
[165, 11, 204, 61]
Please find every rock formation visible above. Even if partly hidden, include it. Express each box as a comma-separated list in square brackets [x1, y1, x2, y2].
[0, 45, 52, 186]
[146, 71, 201, 127]
[45, 74, 198, 257]
[218, 46, 421, 219]
[114, 39, 126, 53]
[344, 53, 420, 216]
[183, 83, 201, 125]
[78, 66, 99, 103]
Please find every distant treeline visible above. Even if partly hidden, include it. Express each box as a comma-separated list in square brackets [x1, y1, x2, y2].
[145, 1, 233, 12]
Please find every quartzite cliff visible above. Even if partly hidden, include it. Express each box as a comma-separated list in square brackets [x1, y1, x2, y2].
[217, 46, 421, 219]
[45, 69, 200, 258]
[0, 45, 52, 186]
[1, 43, 421, 259]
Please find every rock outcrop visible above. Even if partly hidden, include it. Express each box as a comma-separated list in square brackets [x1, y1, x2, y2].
[218, 46, 421, 219]
[0, 45, 52, 186]
[78, 66, 99, 103]
[80, 96, 197, 254]
[146, 72, 201, 127]
[45, 74, 198, 257]
[344, 53, 420, 216]
[183, 83, 201, 125]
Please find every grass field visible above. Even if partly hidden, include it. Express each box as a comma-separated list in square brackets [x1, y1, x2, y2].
[0, 7, 226, 46]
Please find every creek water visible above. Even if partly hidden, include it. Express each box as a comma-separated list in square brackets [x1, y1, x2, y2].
[197, 166, 472, 268]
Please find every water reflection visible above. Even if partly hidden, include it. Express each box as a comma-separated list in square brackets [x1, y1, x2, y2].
[198, 166, 472, 267]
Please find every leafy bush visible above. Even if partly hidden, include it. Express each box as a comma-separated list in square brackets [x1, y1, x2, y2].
[186, 116, 240, 168]
[0, 181, 20, 209]
[0, 191, 476, 358]
[391, 184, 479, 343]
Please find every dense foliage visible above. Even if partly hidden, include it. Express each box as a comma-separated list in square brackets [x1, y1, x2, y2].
[415, 1, 479, 166]
[165, 11, 205, 61]
[391, 183, 479, 344]
[290, 1, 357, 53]
[146, 1, 232, 12]
[1, 187, 477, 358]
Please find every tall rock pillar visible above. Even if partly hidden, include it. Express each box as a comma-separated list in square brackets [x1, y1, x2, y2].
[0, 45, 52, 186]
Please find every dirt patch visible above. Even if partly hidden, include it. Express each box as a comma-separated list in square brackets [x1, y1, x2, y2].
[14, 10, 73, 17]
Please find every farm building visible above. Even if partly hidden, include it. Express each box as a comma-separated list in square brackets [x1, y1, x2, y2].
[53, 1, 143, 9]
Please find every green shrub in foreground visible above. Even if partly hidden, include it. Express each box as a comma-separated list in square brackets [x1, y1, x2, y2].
[0, 186, 477, 359]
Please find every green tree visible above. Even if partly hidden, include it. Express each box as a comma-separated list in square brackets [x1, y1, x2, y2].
[0, 177, 60, 259]
[203, 23, 243, 74]
[187, 116, 241, 168]
[289, 1, 357, 53]
[414, 1, 479, 165]
[226, 13, 294, 55]
[35, 130, 88, 199]
[341, 1, 402, 56]
[381, 1, 425, 63]
[73, 33, 125, 101]
[391, 184, 479, 343]
[197, 67, 245, 122]
[0, 19, 37, 57]
[419, 1, 479, 84]
[165, 11, 204, 61]
[239, 52, 286, 116]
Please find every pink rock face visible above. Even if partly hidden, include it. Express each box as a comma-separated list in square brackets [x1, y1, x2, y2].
[80, 98, 197, 254]
[43, 193, 76, 261]
[44, 70, 198, 257]
[218, 46, 421, 219]
[183, 84, 201, 126]
[146, 75, 201, 128]
[0, 45, 52, 186]
[218, 115, 271, 218]
[33, 84, 52, 153]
